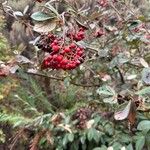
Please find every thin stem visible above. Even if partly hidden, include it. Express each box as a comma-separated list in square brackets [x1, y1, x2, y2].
[25, 71, 100, 87]
[115, 66, 125, 84]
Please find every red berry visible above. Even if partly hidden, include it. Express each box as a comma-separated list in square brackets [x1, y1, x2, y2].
[61, 50, 65, 55]
[61, 59, 68, 65]
[45, 60, 50, 66]
[53, 40, 58, 44]
[69, 43, 76, 49]
[77, 31, 84, 37]
[75, 60, 81, 65]
[76, 47, 81, 51]
[52, 45, 60, 52]
[79, 28, 85, 32]
[56, 55, 63, 62]
[50, 43, 55, 47]
[74, 36, 82, 41]
[70, 63, 76, 69]
[77, 50, 84, 56]
[64, 47, 71, 53]
[46, 55, 52, 61]
[52, 54, 58, 60]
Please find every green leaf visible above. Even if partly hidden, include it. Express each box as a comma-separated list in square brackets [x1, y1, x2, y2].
[87, 128, 100, 142]
[126, 144, 134, 150]
[87, 128, 93, 141]
[104, 123, 114, 136]
[128, 20, 141, 29]
[103, 97, 117, 104]
[87, 128, 95, 141]
[112, 142, 122, 150]
[93, 130, 100, 143]
[136, 87, 150, 95]
[70, 140, 79, 150]
[142, 68, 150, 85]
[31, 11, 55, 21]
[93, 146, 107, 150]
[45, 2, 60, 18]
[110, 53, 129, 68]
[97, 85, 118, 103]
[93, 148, 102, 150]
[119, 134, 132, 144]
[62, 135, 68, 146]
[97, 86, 116, 96]
[80, 136, 86, 144]
[135, 136, 145, 150]
[64, 77, 71, 87]
[68, 133, 74, 142]
[137, 120, 150, 132]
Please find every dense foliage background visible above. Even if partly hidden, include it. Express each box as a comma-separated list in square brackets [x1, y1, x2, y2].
[0, 0, 150, 150]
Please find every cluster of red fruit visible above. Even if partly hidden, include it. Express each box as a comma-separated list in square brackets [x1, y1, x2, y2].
[67, 28, 85, 41]
[37, 30, 85, 70]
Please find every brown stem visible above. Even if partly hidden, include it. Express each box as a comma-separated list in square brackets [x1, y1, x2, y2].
[25, 71, 100, 87]
[115, 66, 125, 84]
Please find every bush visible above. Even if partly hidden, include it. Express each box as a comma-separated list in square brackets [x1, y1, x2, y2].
[0, 0, 150, 150]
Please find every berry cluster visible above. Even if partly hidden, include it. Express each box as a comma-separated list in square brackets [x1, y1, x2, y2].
[67, 28, 85, 42]
[36, 34, 57, 53]
[72, 107, 92, 129]
[37, 32, 85, 70]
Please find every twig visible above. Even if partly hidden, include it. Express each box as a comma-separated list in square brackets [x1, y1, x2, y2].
[109, 2, 126, 22]
[115, 66, 125, 84]
[25, 71, 100, 87]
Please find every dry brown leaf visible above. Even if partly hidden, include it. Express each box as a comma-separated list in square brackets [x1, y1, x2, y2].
[30, 130, 46, 150]
[33, 21, 57, 33]
[127, 101, 136, 126]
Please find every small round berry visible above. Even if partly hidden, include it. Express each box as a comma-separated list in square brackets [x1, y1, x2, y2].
[75, 60, 81, 65]
[76, 47, 81, 51]
[47, 55, 53, 61]
[64, 47, 71, 53]
[61, 59, 68, 65]
[56, 55, 63, 62]
[77, 31, 84, 37]
[77, 50, 84, 56]
[69, 43, 76, 49]
[52, 45, 60, 52]
[52, 54, 58, 60]
[50, 43, 55, 47]
[53, 40, 58, 44]
[79, 27, 85, 32]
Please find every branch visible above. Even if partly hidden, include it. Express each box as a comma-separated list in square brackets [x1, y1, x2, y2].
[25, 71, 100, 87]
[115, 66, 125, 84]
